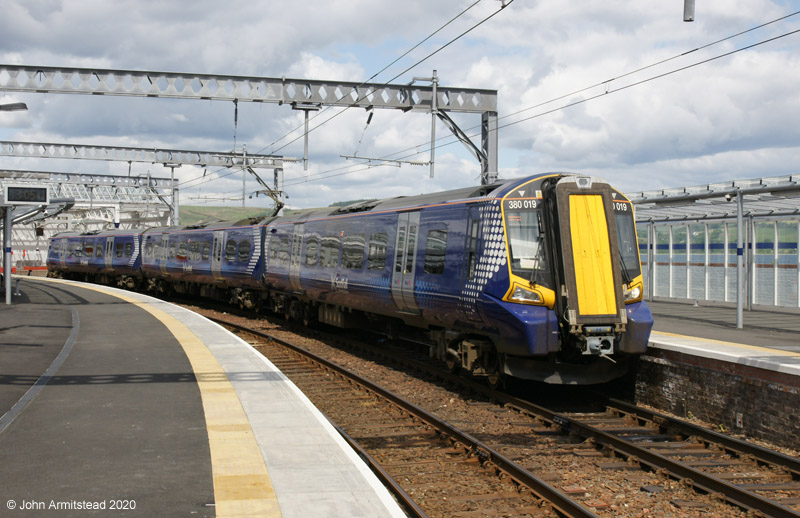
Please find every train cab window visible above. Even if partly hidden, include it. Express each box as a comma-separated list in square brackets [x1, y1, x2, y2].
[504, 209, 551, 287]
[320, 236, 340, 268]
[238, 240, 250, 262]
[342, 234, 365, 269]
[225, 240, 237, 262]
[305, 236, 319, 266]
[423, 230, 447, 275]
[614, 205, 642, 281]
[201, 241, 211, 261]
[367, 233, 387, 270]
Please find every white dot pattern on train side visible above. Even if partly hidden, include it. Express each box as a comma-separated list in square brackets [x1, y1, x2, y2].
[459, 201, 507, 319]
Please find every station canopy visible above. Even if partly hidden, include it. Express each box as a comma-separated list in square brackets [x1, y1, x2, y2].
[627, 174, 800, 223]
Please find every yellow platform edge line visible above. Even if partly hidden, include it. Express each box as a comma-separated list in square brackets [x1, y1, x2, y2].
[51, 281, 282, 517]
[651, 330, 800, 357]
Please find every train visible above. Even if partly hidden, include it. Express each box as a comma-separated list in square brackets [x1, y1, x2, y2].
[47, 173, 653, 385]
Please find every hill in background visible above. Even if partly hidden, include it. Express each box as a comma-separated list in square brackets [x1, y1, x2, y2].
[178, 206, 272, 226]
[178, 204, 332, 226]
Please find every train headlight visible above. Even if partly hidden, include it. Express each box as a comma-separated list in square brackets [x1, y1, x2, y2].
[509, 285, 543, 304]
[623, 282, 643, 303]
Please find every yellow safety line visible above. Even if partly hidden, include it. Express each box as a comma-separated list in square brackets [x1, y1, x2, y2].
[652, 330, 800, 357]
[45, 280, 281, 517]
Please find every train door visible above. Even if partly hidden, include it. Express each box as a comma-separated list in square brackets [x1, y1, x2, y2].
[459, 206, 483, 322]
[104, 237, 114, 270]
[159, 234, 169, 275]
[58, 238, 67, 267]
[289, 223, 304, 291]
[555, 179, 624, 327]
[391, 211, 421, 313]
[211, 230, 225, 280]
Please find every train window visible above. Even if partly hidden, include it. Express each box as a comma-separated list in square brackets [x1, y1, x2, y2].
[305, 237, 319, 267]
[116, 242, 124, 258]
[152, 242, 160, 260]
[424, 230, 447, 275]
[466, 219, 479, 280]
[96, 243, 104, 258]
[405, 225, 417, 274]
[367, 233, 387, 270]
[320, 236, 340, 268]
[395, 227, 406, 273]
[124, 242, 132, 257]
[225, 240, 237, 262]
[202, 241, 211, 261]
[277, 238, 290, 266]
[238, 240, 250, 262]
[188, 241, 200, 261]
[169, 242, 177, 260]
[177, 241, 188, 260]
[84, 243, 94, 256]
[342, 234, 365, 269]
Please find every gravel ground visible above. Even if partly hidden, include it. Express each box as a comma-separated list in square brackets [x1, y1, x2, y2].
[190, 306, 798, 517]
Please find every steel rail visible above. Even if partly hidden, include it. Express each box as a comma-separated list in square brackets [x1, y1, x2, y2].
[331, 422, 428, 518]
[212, 317, 598, 518]
[605, 397, 800, 477]
[333, 336, 800, 517]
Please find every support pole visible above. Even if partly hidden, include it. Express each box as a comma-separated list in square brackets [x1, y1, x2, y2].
[648, 221, 655, 301]
[736, 191, 744, 329]
[4, 207, 12, 305]
[430, 70, 438, 179]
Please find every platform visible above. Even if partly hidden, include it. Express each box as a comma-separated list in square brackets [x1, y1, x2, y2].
[0, 277, 406, 518]
[647, 300, 800, 380]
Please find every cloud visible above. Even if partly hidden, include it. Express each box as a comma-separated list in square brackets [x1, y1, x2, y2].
[1, 0, 799, 209]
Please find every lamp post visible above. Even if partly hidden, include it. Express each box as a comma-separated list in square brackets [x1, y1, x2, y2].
[1, 102, 29, 304]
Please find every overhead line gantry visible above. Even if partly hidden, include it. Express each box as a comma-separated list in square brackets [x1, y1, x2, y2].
[0, 64, 499, 184]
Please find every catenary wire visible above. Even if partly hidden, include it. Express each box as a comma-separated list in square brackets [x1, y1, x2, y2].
[180, 9, 799, 195]
[176, 1, 488, 191]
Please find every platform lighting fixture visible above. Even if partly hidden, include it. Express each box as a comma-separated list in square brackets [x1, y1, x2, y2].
[683, 0, 695, 21]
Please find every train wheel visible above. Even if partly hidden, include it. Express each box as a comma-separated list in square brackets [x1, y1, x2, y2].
[444, 356, 460, 374]
[486, 371, 505, 390]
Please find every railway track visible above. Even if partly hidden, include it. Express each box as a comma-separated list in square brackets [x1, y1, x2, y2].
[227, 319, 595, 518]
[204, 310, 800, 517]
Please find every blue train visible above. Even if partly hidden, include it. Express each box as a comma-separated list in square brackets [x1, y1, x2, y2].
[47, 173, 653, 384]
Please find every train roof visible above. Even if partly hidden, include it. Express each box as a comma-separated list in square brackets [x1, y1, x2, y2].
[51, 228, 143, 238]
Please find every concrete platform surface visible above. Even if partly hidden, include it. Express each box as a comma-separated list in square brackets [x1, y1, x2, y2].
[0, 277, 406, 518]
[647, 300, 800, 377]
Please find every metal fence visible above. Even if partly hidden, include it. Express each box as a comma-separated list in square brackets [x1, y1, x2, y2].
[638, 218, 800, 309]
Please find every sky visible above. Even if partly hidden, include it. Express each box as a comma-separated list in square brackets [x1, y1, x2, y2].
[1, 0, 799, 210]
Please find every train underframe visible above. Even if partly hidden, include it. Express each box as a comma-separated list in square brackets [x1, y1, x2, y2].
[46, 270, 637, 385]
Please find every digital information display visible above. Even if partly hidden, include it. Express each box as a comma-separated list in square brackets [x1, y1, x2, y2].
[3, 185, 49, 205]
